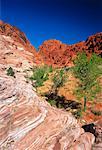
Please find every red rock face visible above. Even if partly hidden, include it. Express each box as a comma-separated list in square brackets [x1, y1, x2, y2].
[0, 20, 42, 64]
[39, 33, 102, 67]
[38, 40, 71, 67]
[85, 32, 102, 56]
[0, 21, 34, 50]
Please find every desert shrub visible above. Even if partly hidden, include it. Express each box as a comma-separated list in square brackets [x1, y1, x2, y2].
[30, 65, 53, 87]
[53, 69, 65, 88]
[73, 52, 102, 111]
[48, 65, 53, 73]
[7, 67, 15, 77]
[47, 99, 56, 107]
[52, 69, 66, 93]
[72, 109, 82, 119]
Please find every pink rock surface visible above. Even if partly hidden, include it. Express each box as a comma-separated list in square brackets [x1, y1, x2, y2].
[0, 24, 95, 150]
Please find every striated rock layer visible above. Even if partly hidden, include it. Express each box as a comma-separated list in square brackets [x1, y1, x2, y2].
[0, 20, 42, 65]
[0, 23, 95, 149]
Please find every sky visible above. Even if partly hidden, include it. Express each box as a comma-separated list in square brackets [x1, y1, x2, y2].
[0, 0, 102, 49]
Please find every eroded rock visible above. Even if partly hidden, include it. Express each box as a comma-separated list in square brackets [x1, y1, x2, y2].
[39, 33, 102, 67]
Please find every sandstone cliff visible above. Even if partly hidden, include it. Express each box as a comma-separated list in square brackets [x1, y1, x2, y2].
[38, 33, 102, 67]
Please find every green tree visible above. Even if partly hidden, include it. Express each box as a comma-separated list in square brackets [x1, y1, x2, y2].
[73, 52, 102, 111]
[30, 65, 53, 87]
[52, 69, 66, 94]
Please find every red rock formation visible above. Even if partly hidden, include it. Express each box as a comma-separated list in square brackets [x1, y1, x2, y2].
[0, 21, 35, 51]
[0, 20, 42, 64]
[38, 40, 71, 67]
[1, 20, 101, 67]
[0, 22, 95, 149]
[39, 33, 102, 67]
[85, 32, 102, 56]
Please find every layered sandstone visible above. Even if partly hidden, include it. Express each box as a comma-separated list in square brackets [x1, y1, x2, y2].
[0, 22, 95, 149]
[0, 21, 42, 64]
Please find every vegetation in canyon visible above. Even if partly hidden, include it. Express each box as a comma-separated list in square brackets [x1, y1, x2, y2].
[29, 52, 102, 120]
[73, 52, 102, 111]
[29, 65, 53, 87]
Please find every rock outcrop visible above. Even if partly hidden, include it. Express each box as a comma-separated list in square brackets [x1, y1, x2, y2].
[39, 33, 102, 67]
[0, 21, 42, 65]
[0, 22, 95, 149]
[86, 32, 102, 56]
[38, 40, 73, 67]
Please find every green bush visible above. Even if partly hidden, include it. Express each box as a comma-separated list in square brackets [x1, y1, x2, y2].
[48, 65, 53, 73]
[30, 65, 53, 87]
[7, 67, 15, 77]
[73, 109, 82, 119]
[47, 99, 56, 106]
[52, 69, 66, 93]
[73, 52, 102, 111]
